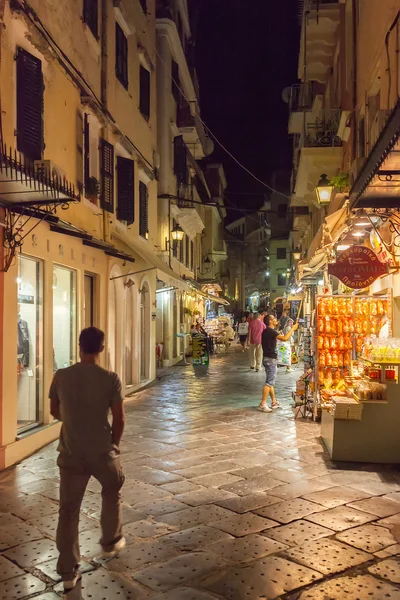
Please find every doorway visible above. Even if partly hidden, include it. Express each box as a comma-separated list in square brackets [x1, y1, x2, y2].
[140, 283, 149, 381]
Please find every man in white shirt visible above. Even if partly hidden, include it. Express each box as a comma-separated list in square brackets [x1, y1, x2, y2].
[224, 322, 235, 351]
[238, 316, 249, 351]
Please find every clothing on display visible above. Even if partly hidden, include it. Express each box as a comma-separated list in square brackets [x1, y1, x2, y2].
[17, 317, 30, 368]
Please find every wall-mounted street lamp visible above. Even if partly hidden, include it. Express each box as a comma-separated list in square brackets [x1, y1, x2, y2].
[315, 173, 333, 206]
[293, 248, 301, 260]
[171, 223, 184, 242]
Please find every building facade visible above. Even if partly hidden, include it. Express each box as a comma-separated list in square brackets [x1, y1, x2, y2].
[0, 0, 161, 467]
[288, 0, 400, 324]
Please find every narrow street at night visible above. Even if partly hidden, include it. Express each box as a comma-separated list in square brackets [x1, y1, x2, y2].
[1, 348, 400, 600]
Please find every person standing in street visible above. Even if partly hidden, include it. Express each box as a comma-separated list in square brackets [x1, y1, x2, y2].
[238, 316, 249, 351]
[224, 322, 235, 351]
[248, 312, 266, 371]
[49, 327, 126, 595]
[259, 314, 298, 412]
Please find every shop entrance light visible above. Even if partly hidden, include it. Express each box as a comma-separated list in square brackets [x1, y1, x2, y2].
[171, 223, 184, 242]
[315, 173, 333, 206]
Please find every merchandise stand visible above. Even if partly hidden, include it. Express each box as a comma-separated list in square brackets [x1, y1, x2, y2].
[316, 295, 400, 463]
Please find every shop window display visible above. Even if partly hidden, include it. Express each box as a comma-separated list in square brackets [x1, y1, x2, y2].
[53, 266, 77, 371]
[17, 256, 43, 431]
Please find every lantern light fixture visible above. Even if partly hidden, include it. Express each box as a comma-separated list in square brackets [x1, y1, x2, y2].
[315, 173, 333, 206]
[171, 223, 184, 242]
[293, 248, 301, 260]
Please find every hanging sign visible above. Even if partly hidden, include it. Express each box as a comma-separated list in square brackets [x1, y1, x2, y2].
[328, 245, 388, 289]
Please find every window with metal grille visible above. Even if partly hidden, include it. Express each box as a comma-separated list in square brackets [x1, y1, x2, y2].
[83, 113, 90, 193]
[190, 240, 194, 271]
[100, 140, 114, 213]
[277, 273, 287, 287]
[171, 60, 180, 103]
[16, 48, 43, 162]
[139, 0, 147, 13]
[139, 66, 150, 120]
[139, 181, 149, 238]
[83, 0, 98, 39]
[115, 23, 128, 89]
[173, 135, 188, 184]
[172, 219, 178, 258]
[277, 247, 287, 260]
[116, 156, 134, 224]
[185, 235, 189, 268]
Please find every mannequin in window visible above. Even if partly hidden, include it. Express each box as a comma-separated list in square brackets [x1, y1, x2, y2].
[17, 314, 30, 368]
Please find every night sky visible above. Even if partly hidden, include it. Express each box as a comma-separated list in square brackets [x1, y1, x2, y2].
[193, 1, 300, 221]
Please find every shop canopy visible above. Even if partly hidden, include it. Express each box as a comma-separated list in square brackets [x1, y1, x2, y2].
[350, 98, 400, 209]
[126, 241, 189, 291]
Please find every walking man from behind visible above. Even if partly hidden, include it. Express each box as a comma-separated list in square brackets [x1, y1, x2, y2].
[248, 312, 266, 372]
[50, 327, 126, 595]
[259, 314, 298, 412]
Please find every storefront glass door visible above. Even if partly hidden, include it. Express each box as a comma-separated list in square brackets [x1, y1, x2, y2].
[53, 266, 77, 371]
[17, 255, 43, 431]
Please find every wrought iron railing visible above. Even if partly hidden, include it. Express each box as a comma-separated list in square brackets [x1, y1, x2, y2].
[0, 144, 79, 204]
[304, 109, 342, 147]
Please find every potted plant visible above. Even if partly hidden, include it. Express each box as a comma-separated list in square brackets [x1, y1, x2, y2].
[329, 172, 350, 193]
[86, 176, 100, 204]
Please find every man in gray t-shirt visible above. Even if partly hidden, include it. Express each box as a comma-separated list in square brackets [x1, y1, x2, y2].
[50, 327, 126, 593]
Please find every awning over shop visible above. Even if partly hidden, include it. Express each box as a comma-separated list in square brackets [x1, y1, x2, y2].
[350, 98, 400, 209]
[127, 242, 189, 291]
[195, 288, 230, 306]
[49, 220, 136, 263]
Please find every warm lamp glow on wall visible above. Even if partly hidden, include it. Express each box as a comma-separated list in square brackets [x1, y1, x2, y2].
[315, 173, 333, 206]
[171, 223, 184, 242]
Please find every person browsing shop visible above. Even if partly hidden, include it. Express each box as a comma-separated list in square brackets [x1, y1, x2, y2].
[259, 314, 298, 412]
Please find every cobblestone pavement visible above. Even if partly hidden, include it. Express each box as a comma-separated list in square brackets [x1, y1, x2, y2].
[1, 348, 400, 599]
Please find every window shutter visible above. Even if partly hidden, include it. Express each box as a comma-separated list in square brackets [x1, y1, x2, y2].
[83, 0, 98, 38]
[171, 60, 180, 103]
[190, 240, 194, 271]
[115, 23, 128, 89]
[117, 156, 134, 224]
[16, 48, 44, 162]
[173, 135, 188, 184]
[185, 235, 189, 267]
[100, 140, 114, 213]
[83, 114, 90, 191]
[139, 66, 150, 120]
[139, 181, 149, 238]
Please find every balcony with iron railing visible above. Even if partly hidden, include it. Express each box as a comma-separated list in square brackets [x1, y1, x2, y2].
[177, 100, 195, 128]
[300, 109, 342, 148]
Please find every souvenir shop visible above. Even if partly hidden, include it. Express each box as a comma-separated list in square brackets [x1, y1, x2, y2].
[295, 219, 400, 464]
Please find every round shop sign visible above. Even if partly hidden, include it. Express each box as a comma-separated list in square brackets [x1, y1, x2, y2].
[328, 245, 388, 289]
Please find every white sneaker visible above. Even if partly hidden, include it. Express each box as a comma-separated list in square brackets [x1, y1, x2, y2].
[271, 403, 281, 409]
[258, 404, 272, 413]
[63, 570, 81, 590]
[102, 536, 126, 559]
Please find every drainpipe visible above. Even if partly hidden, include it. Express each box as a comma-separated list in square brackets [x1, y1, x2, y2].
[352, 0, 357, 162]
[101, 0, 110, 243]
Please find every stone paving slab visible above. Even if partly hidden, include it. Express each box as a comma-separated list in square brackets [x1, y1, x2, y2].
[336, 523, 398, 553]
[0, 555, 25, 582]
[215, 492, 282, 513]
[368, 556, 400, 583]
[297, 574, 400, 599]
[0, 573, 46, 599]
[152, 588, 220, 600]
[104, 540, 180, 573]
[266, 519, 334, 547]
[255, 498, 325, 524]
[3, 538, 58, 568]
[200, 555, 323, 599]
[209, 512, 278, 536]
[207, 533, 287, 563]
[284, 537, 373, 575]
[301, 485, 371, 508]
[160, 525, 234, 551]
[305, 505, 377, 531]
[133, 551, 228, 592]
[348, 496, 400, 518]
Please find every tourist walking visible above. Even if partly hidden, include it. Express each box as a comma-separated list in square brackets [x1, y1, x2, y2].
[248, 312, 266, 371]
[259, 314, 298, 412]
[238, 316, 249, 351]
[224, 321, 235, 351]
[49, 327, 126, 595]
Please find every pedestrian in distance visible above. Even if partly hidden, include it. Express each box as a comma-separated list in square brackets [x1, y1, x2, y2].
[238, 316, 249, 351]
[224, 322, 235, 351]
[248, 312, 266, 372]
[259, 314, 298, 412]
[49, 327, 126, 596]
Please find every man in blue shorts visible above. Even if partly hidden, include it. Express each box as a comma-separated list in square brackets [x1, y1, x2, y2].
[259, 314, 298, 412]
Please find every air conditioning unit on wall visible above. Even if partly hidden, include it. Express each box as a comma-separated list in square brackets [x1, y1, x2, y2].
[34, 160, 67, 185]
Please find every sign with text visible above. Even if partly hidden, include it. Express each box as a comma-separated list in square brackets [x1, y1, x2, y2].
[328, 246, 388, 289]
